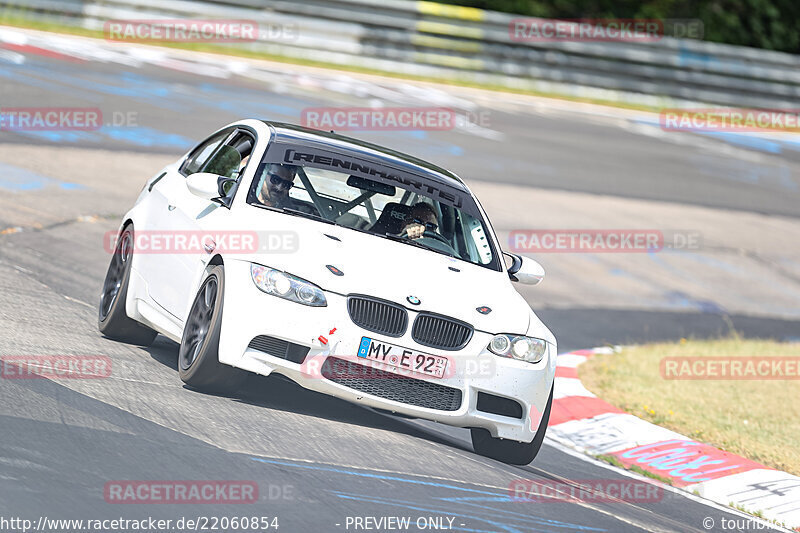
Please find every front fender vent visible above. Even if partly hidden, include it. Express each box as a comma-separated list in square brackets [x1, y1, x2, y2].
[248, 335, 310, 364]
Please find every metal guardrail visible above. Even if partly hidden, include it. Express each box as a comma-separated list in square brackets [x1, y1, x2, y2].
[2, 0, 799, 108]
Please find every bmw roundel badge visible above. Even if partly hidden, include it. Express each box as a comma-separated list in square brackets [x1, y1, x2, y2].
[407, 296, 421, 305]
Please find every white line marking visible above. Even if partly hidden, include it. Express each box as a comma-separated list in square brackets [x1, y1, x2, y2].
[63, 295, 93, 309]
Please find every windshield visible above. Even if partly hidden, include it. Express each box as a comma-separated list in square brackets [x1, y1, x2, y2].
[245, 143, 500, 270]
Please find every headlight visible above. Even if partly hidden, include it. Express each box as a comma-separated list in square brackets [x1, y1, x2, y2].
[488, 334, 547, 363]
[250, 264, 327, 307]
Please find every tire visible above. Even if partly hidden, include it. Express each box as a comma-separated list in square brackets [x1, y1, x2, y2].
[470, 385, 553, 465]
[98, 224, 158, 346]
[178, 265, 245, 391]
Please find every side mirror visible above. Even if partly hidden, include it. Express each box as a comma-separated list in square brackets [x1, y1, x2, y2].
[504, 252, 545, 285]
[186, 172, 221, 200]
[186, 173, 236, 207]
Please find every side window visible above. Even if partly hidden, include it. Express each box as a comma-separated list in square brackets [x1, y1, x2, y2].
[203, 131, 256, 180]
[203, 145, 242, 179]
[212, 132, 256, 201]
[228, 134, 255, 181]
[180, 130, 230, 176]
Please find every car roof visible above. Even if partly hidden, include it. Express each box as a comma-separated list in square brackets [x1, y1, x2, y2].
[262, 121, 469, 192]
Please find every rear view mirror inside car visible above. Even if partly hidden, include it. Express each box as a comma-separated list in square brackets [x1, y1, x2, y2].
[346, 175, 396, 196]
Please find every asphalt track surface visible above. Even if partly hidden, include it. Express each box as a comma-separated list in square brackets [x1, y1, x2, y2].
[1, 29, 798, 533]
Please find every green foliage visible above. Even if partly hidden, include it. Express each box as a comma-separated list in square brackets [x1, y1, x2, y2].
[436, 0, 800, 53]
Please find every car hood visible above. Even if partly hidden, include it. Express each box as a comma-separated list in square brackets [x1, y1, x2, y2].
[231, 213, 535, 336]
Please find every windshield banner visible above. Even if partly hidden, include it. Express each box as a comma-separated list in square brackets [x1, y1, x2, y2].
[264, 143, 477, 216]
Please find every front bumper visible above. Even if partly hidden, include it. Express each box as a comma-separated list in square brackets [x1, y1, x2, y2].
[218, 259, 555, 443]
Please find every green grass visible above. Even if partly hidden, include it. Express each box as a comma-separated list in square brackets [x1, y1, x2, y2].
[581, 338, 800, 476]
[728, 502, 790, 528]
[0, 14, 665, 113]
[595, 454, 674, 485]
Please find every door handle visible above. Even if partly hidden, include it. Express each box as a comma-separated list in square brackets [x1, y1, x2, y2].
[167, 205, 176, 211]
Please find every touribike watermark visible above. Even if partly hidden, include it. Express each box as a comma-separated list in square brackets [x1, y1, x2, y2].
[104, 481, 258, 504]
[1, 356, 111, 379]
[509, 229, 703, 253]
[301, 107, 458, 131]
[660, 108, 800, 132]
[509, 18, 703, 42]
[508, 478, 663, 503]
[104, 230, 299, 255]
[702, 516, 775, 531]
[661, 357, 800, 380]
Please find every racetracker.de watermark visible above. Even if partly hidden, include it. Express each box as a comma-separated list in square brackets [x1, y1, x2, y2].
[509, 229, 702, 253]
[0, 107, 101, 131]
[104, 481, 258, 504]
[103, 230, 298, 255]
[0, 108, 139, 131]
[104, 19, 267, 42]
[300, 353, 497, 380]
[0, 516, 280, 532]
[300, 107, 457, 131]
[509, 19, 703, 42]
[510, 229, 661, 253]
[660, 357, 800, 380]
[1, 355, 111, 379]
[508, 479, 663, 503]
[660, 108, 800, 132]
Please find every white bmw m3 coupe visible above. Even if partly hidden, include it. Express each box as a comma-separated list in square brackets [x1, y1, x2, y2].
[99, 120, 556, 464]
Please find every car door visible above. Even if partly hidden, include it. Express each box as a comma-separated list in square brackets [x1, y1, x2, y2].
[137, 128, 232, 320]
[150, 128, 256, 322]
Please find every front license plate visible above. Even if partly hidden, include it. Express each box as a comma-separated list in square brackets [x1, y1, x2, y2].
[357, 337, 448, 379]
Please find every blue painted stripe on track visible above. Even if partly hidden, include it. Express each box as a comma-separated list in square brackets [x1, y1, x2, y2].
[332, 492, 521, 533]
[23, 63, 186, 107]
[7, 127, 193, 150]
[331, 490, 604, 533]
[631, 118, 800, 155]
[0, 162, 84, 191]
[695, 131, 782, 153]
[101, 126, 194, 149]
[250, 457, 606, 533]
[251, 456, 506, 496]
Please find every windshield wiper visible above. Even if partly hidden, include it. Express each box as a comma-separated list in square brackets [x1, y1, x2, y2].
[282, 208, 336, 225]
[382, 233, 459, 259]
